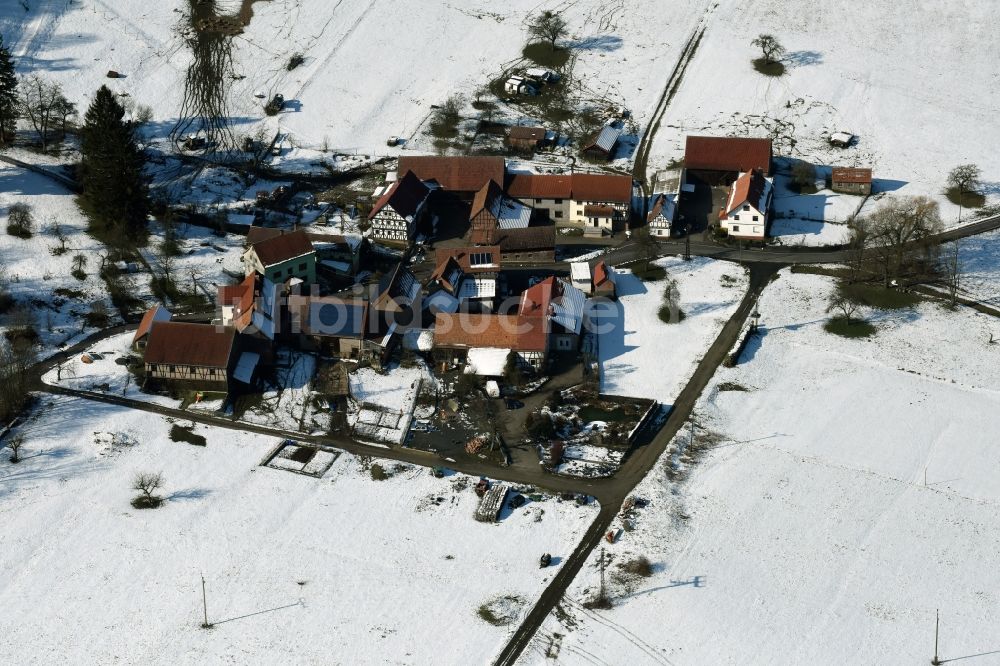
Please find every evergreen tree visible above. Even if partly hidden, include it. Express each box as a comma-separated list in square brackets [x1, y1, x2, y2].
[0, 35, 19, 142]
[79, 85, 148, 245]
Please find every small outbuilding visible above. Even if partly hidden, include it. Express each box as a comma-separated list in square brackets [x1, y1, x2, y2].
[582, 124, 622, 160]
[504, 76, 538, 96]
[830, 167, 873, 195]
[507, 126, 549, 152]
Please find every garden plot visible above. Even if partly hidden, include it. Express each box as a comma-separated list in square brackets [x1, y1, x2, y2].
[768, 170, 861, 247]
[0, 163, 114, 350]
[647, 0, 1000, 226]
[597, 256, 747, 404]
[525, 270, 1000, 665]
[347, 362, 436, 445]
[236, 349, 326, 433]
[0, 395, 598, 665]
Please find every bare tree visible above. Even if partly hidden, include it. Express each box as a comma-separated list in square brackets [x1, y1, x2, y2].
[48, 218, 68, 254]
[827, 292, 860, 325]
[131, 471, 164, 508]
[946, 164, 982, 222]
[846, 215, 869, 283]
[791, 161, 817, 190]
[71, 253, 88, 280]
[7, 202, 33, 237]
[942, 241, 961, 308]
[751, 34, 786, 64]
[865, 195, 943, 285]
[20, 74, 70, 152]
[7, 434, 24, 463]
[0, 338, 34, 423]
[527, 10, 568, 50]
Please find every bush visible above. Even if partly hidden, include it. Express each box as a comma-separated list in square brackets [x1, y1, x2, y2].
[824, 316, 876, 338]
[429, 95, 464, 139]
[287, 53, 305, 70]
[657, 304, 686, 324]
[622, 556, 654, 577]
[370, 462, 388, 481]
[525, 411, 555, 439]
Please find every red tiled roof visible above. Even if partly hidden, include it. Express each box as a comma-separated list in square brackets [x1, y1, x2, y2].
[685, 136, 772, 173]
[506, 173, 631, 203]
[434, 313, 548, 352]
[397, 156, 505, 193]
[584, 204, 616, 217]
[508, 126, 546, 141]
[144, 322, 235, 369]
[473, 225, 554, 250]
[831, 167, 872, 184]
[724, 169, 769, 216]
[133, 305, 170, 344]
[369, 170, 430, 220]
[245, 226, 283, 246]
[249, 228, 314, 267]
[519, 276, 555, 317]
[218, 274, 256, 331]
[470, 179, 504, 221]
[593, 261, 614, 290]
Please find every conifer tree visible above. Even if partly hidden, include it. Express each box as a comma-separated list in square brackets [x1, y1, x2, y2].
[0, 35, 19, 142]
[79, 85, 148, 245]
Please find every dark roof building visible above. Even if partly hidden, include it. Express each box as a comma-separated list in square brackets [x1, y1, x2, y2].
[249, 229, 315, 268]
[368, 170, 431, 221]
[144, 322, 236, 370]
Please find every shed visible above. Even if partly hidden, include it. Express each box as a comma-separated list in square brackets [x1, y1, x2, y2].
[830, 167, 872, 195]
[507, 126, 548, 152]
[829, 132, 855, 148]
[582, 125, 622, 159]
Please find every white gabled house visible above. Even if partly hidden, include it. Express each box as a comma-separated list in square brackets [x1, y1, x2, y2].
[719, 168, 773, 240]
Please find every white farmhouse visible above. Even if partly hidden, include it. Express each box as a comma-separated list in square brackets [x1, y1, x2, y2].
[368, 170, 431, 243]
[719, 169, 772, 240]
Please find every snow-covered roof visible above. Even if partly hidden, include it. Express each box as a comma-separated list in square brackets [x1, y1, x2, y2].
[589, 125, 622, 153]
[232, 351, 260, 384]
[424, 290, 460, 314]
[491, 196, 532, 230]
[551, 279, 586, 335]
[458, 277, 497, 301]
[321, 259, 353, 274]
[570, 262, 592, 283]
[465, 347, 511, 376]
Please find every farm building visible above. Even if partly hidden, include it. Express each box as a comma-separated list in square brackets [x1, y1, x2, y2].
[142, 321, 244, 390]
[684, 135, 773, 183]
[397, 156, 506, 199]
[242, 228, 317, 286]
[506, 172, 633, 235]
[486, 226, 555, 263]
[469, 179, 532, 244]
[504, 76, 538, 96]
[581, 124, 622, 160]
[291, 297, 381, 361]
[310, 233, 366, 277]
[368, 170, 432, 243]
[429, 246, 502, 306]
[718, 169, 773, 240]
[647, 192, 677, 237]
[507, 126, 550, 152]
[829, 132, 856, 148]
[218, 274, 279, 342]
[592, 261, 617, 299]
[434, 312, 548, 372]
[830, 167, 873, 195]
[132, 305, 171, 351]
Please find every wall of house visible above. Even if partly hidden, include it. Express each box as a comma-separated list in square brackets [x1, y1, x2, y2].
[371, 209, 411, 242]
[146, 362, 229, 386]
[832, 181, 871, 195]
[721, 204, 767, 239]
[265, 255, 316, 286]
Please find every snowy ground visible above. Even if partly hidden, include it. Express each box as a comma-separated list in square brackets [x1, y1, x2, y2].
[955, 229, 1000, 308]
[0, 163, 114, 349]
[649, 0, 1000, 226]
[597, 256, 747, 404]
[0, 395, 599, 665]
[348, 363, 435, 445]
[526, 270, 1000, 664]
[769, 217, 852, 247]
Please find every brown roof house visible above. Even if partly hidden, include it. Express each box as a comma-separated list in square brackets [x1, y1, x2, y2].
[684, 136, 773, 182]
[242, 228, 317, 286]
[397, 156, 505, 198]
[368, 170, 432, 244]
[718, 168, 773, 240]
[429, 246, 501, 305]
[506, 172, 633, 236]
[830, 167, 873, 195]
[469, 179, 534, 245]
[507, 126, 551, 152]
[142, 321, 250, 391]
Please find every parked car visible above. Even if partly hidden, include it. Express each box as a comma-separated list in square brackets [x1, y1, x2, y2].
[540, 553, 552, 568]
[508, 494, 526, 509]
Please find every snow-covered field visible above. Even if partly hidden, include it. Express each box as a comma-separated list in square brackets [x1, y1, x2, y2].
[526, 270, 1000, 664]
[0, 395, 598, 664]
[597, 256, 747, 403]
[649, 0, 1000, 226]
[0, 163, 113, 348]
[956, 229, 1000, 308]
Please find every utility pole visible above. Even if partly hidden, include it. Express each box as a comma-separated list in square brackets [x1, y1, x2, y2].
[931, 609, 941, 665]
[684, 224, 692, 261]
[200, 574, 212, 629]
